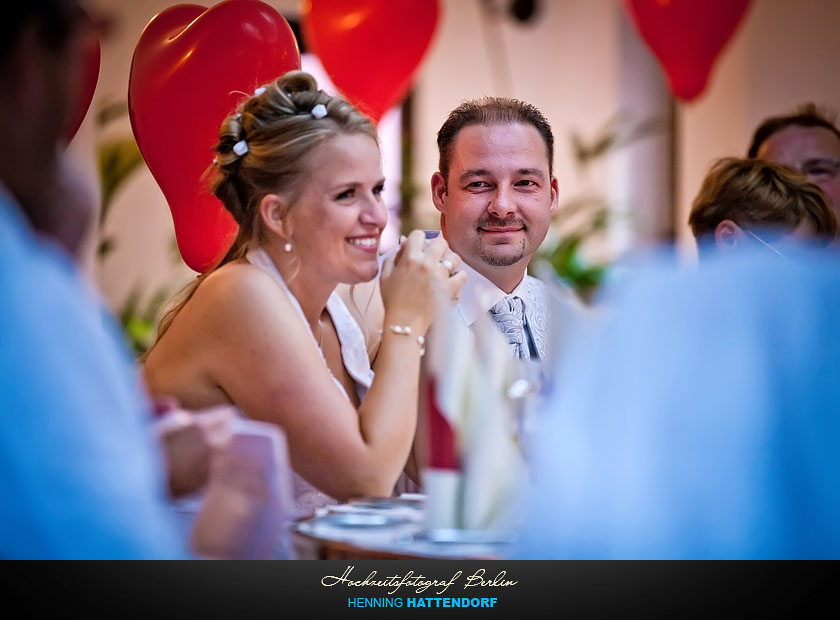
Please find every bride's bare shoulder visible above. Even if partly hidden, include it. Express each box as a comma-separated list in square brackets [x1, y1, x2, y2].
[188, 260, 295, 323]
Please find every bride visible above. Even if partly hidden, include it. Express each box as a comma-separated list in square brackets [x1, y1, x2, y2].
[143, 71, 464, 512]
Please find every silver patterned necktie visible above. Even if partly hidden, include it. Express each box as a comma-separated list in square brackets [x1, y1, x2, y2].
[488, 295, 528, 359]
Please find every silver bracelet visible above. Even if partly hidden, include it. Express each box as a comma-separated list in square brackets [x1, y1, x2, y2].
[380, 324, 425, 356]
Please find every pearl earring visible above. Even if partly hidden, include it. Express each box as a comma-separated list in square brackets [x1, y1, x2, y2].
[284, 242, 292, 253]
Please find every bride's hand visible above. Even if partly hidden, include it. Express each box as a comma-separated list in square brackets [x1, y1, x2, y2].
[379, 230, 465, 334]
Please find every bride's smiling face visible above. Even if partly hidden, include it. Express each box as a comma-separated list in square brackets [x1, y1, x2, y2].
[285, 132, 388, 285]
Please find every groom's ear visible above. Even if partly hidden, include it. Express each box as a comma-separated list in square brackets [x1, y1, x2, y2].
[431, 171, 448, 213]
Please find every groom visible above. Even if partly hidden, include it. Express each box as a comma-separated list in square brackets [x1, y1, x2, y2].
[430, 97, 560, 359]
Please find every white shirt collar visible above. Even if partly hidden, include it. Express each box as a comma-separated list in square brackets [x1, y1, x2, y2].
[456, 261, 529, 326]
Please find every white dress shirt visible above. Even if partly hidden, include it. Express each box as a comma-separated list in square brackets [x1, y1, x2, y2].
[455, 262, 550, 360]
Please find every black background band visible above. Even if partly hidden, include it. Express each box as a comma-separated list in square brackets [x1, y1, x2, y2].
[5, 560, 830, 619]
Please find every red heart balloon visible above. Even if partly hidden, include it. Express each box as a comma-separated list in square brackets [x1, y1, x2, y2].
[65, 10, 100, 143]
[624, 0, 753, 102]
[129, 0, 300, 273]
[301, 0, 439, 123]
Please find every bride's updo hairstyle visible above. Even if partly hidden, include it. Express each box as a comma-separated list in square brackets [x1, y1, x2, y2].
[212, 70, 378, 253]
[152, 71, 377, 344]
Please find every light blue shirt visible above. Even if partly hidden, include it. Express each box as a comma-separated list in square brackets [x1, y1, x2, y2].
[518, 246, 840, 559]
[0, 189, 183, 559]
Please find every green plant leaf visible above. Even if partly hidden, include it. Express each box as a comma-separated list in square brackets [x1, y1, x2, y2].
[169, 234, 182, 265]
[98, 137, 145, 225]
[142, 286, 172, 323]
[119, 283, 143, 327]
[96, 100, 130, 128]
[124, 316, 154, 356]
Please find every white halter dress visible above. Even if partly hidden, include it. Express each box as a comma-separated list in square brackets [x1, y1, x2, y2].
[246, 248, 375, 516]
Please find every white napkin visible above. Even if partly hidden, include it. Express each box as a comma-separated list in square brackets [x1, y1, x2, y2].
[424, 305, 527, 531]
[460, 310, 528, 531]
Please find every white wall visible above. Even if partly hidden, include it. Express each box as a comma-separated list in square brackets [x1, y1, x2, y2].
[85, 0, 302, 314]
[78, 0, 840, 312]
[678, 0, 840, 254]
[414, 0, 624, 232]
[87, 0, 206, 313]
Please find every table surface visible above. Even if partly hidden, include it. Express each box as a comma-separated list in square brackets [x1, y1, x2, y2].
[293, 497, 515, 560]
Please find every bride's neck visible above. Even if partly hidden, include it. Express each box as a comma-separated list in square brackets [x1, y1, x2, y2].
[262, 243, 335, 329]
[288, 274, 333, 329]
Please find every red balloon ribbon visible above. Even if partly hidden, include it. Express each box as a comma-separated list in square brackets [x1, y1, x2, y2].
[624, 0, 753, 102]
[129, 0, 300, 273]
[301, 0, 439, 123]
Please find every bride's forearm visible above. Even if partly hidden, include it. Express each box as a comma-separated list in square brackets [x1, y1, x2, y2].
[354, 324, 426, 495]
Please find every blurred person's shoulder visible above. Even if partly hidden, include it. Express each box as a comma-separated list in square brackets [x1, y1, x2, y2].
[0, 188, 144, 421]
[593, 241, 840, 312]
[1, 190, 97, 324]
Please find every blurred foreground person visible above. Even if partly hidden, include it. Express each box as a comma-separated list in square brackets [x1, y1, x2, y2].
[30, 150, 98, 263]
[0, 0, 184, 558]
[689, 157, 836, 257]
[518, 248, 840, 559]
[2, 1, 284, 559]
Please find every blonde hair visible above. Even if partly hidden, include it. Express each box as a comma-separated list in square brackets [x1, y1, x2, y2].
[689, 157, 837, 246]
[153, 70, 378, 345]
